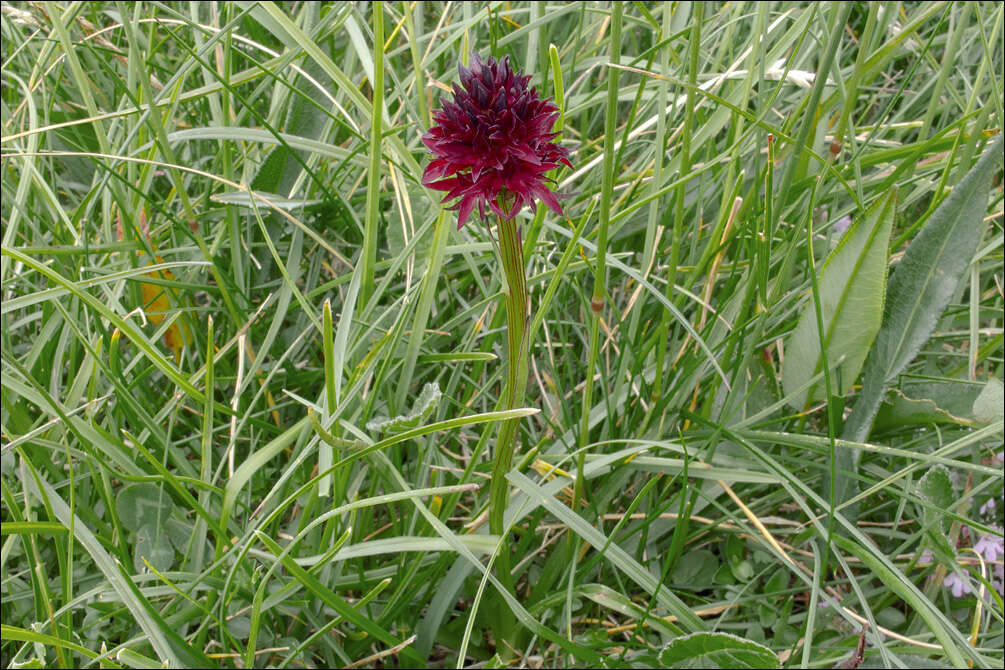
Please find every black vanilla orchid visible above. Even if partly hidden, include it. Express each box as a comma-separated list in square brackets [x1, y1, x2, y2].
[421, 53, 572, 229]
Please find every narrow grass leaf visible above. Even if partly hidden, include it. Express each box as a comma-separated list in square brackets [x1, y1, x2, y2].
[0, 625, 98, 662]
[509, 471, 707, 632]
[254, 531, 426, 667]
[22, 472, 198, 667]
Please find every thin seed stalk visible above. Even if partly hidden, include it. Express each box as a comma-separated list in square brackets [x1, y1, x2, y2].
[489, 215, 530, 569]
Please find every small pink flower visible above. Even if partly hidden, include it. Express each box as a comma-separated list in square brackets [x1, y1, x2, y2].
[817, 594, 839, 609]
[422, 53, 572, 229]
[944, 571, 972, 598]
[975, 528, 1004, 562]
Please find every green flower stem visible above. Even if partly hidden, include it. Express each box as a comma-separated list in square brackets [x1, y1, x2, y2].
[488, 213, 529, 659]
[490, 215, 531, 577]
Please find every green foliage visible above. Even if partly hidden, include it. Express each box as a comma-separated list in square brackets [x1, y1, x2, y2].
[973, 378, 1004, 423]
[843, 135, 1003, 444]
[917, 465, 957, 558]
[835, 134, 1004, 512]
[782, 188, 895, 408]
[659, 632, 780, 669]
[116, 483, 190, 572]
[874, 380, 984, 430]
[1, 2, 1002, 668]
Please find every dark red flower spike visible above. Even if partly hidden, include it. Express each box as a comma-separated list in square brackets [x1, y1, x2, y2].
[422, 53, 572, 229]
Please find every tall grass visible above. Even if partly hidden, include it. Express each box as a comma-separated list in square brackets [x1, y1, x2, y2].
[2, 2, 1002, 668]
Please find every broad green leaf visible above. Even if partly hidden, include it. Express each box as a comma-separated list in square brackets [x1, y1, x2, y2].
[132, 526, 173, 574]
[116, 483, 177, 572]
[725, 534, 754, 582]
[672, 549, 719, 586]
[164, 513, 196, 555]
[916, 464, 958, 571]
[116, 483, 175, 533]
[659, 632, 780, 669]
[783, 188, 896, 408]
[973, 377, 1004, 423]
[874, 380, 983, 430]
[835, 135, 1003, 512]
[877, 607, 907, 629]
[843, 136, 1003, 442]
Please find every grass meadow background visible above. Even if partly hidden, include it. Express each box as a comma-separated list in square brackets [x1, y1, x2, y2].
[2, 1, 1003, 667]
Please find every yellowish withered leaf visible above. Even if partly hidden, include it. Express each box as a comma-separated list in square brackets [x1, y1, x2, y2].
[119, 209, 192, 359]
[138, 255, 193, 358]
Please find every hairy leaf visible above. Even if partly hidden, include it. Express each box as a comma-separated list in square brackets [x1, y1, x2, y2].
[783, 188, 896, 408]
[659, 632, 780, 669]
